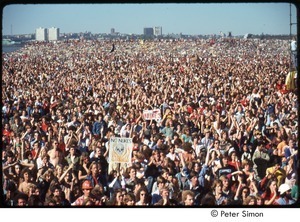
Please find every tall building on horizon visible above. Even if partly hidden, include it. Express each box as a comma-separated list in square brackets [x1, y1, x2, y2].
[35, 27, 47, 41]
[144, 27, 154, 36]
[35, 27, 59, 41]
[111, 28, 115, 35]
[48, 27, 60, 41]
[154, 26, 162, 36]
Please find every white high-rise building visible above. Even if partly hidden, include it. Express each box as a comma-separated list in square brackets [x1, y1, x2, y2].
[154, 26, 162, 36]
[48, 27, 60, 41]
[36, 27, 47, 41]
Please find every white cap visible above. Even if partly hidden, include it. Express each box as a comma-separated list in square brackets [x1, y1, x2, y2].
[228, 147, 236, 156]
[278, 183, 291, 195]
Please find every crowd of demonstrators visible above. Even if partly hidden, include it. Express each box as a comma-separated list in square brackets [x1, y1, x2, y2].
[1, 36, 298, 207]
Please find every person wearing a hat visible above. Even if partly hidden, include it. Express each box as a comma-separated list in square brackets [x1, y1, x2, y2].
[71, 179, 93, 206]
[275, 183, 295, 205]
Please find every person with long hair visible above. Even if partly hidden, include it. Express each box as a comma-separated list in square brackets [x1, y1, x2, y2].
[36, 146, 48, 170]
[53, 164, 64, 181]
[86, 161, 108, 195]
[78, 152, 91, 183]
[135, 186, 150, 206]
[18, 168, 34, 194]
[261, 178, 279, 205]
[211, 179, 228, 205]
[123, 192, 136, 206]
[107, 188, 125, 206]
[11, 162, 23, 187]
[219, 175, 234, 201]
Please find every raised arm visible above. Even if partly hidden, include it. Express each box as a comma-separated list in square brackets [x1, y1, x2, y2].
[58, 164, 73, 183]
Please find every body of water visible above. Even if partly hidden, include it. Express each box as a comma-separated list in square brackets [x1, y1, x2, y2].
[2, 45, 24, 53]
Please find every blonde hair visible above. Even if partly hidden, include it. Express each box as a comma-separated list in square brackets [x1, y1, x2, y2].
[241, 158, 252, 168]
[24, 183, 37, 196]
[39, 146, 48, 157]
[41, 169, 54, 180]
[181, 190, 195, 202]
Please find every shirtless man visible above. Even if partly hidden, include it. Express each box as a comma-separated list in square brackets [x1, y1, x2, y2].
[18, 168, 33, 194]
[48, 140, 63, 168]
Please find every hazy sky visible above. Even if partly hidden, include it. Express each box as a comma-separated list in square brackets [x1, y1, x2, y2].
[2, 3, 297, 36]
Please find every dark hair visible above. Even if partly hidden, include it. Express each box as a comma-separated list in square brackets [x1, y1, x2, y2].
[135, 178, 145, 187]
[6, 180, 17, 192]
[124, 192, 136, 204]
[256, 141, 264, 146]
[14, 193, 28, 205]
[24, 150, 32, 159]
[20, 167, 31, 179]
[6, 150, 14, 157]
[272, 156, 282, 166]
[241, 186, 250, 195]
[50, 184, 61, 193]
[200, 193, 216, 206]
[188, 170, 198, 180]
[27, 195, 43, 206]
[135, 186, 149, 203]
[221, 152, 230, 159]
[174, 138, 183, 146]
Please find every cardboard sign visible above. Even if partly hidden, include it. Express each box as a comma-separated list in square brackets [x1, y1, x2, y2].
[143, 109, 161, 120]
[109, 137, 133, 163]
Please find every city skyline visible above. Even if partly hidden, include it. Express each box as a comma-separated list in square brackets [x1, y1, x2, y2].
[2, 3, 298, 36]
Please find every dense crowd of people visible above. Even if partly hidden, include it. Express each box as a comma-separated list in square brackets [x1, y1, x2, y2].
[1, 37, 298, 206]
